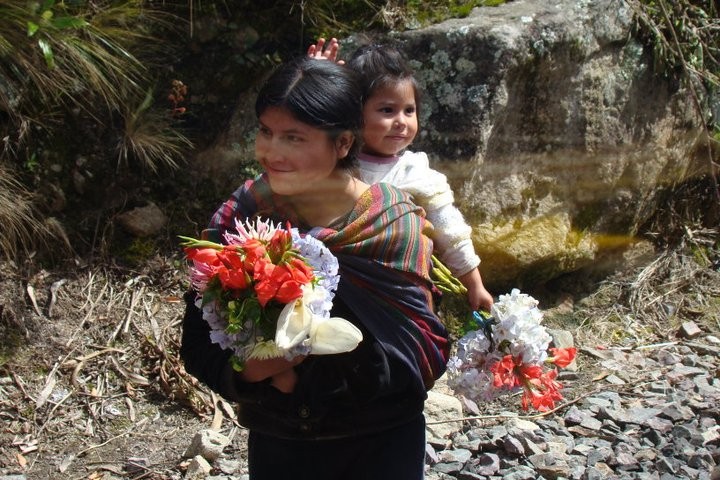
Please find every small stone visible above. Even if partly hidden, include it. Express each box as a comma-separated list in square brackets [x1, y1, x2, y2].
[503, 436, 525, 456]
[579, 416, 603, 431]
[185, 455, 212, 480]
[184, 429, 230, 462]
[604, 374, 626, 385]
[438, 448, 472, 465]
[116, 202, 168, 237]
[126, 458, 149, 475]
[679, 321, 702, 339]
[472, 452, 501, 476]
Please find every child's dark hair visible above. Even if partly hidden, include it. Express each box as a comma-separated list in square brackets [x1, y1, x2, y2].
[255, 57, 363, 168]
[347, 43, 421, 111]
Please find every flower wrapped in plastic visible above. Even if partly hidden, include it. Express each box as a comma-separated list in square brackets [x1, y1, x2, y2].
[180, 218, 363, 371]
[446, 289, 576, 412]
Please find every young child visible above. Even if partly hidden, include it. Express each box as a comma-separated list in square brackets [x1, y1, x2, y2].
[309, 38, 494, 312]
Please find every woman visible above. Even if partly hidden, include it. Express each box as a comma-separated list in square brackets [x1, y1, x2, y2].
[180, 57, 449, 480]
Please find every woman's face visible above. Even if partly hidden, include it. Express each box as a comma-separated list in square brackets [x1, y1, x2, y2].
[255, 107, 352, 196]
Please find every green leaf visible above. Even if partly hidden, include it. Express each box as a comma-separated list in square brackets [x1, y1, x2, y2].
[37, 38, 55, 69]
[137, 88, 155, 115]
[27, 21, 40, 37]
[51, 16, 89, 30]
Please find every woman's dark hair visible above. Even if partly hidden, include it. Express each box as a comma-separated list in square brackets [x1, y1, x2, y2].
[255, 57, 364, 168]
[347, 43, 421, 115]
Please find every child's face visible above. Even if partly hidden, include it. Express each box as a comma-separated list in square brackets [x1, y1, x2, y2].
[361, 79, 418, 157]
[255, 107, 352, 196]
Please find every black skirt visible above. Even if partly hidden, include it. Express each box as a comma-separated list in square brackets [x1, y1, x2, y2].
[247, 412, 427, 480]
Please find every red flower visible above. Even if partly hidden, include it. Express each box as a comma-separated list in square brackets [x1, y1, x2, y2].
[253, 257, 314, 306]
[548, 347, 577, 368]
[521, 369, 564, 412]
[490, 355, 521, 389]
[275, 259, 314, 302]
[216, 248, 249, 290]
[241, 238, 268, 272]
[490, 354, 567, 412]
[185, 247, 223, 266]
[267, 228, 293, 261]
[518, 363, 544, 381]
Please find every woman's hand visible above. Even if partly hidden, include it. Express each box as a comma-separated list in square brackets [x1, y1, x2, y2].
[239, 355, 305, 393]
[270, 368, 299, 393]
[307, 37, 345, 65]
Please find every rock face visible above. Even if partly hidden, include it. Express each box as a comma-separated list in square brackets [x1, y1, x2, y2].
[194, 0, 705, 291]
[391, 0, 702, 290]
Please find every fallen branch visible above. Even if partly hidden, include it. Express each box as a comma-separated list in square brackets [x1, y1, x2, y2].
[66, 347, 127, 388]
[75, 417, 148, 457]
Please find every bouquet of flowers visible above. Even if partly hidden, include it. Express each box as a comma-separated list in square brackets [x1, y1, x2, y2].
[446, 289, 576, 412]
[180, 218, 363, 371]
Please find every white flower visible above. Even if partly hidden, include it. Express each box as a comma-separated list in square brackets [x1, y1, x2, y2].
[274, 293, 314, 351]
[227, 217, 281, 243]
[307, 316, 363, 355]
[247, 340, 283, 360]
[275, 285, 363, 356]
[446, 289, 553, 402]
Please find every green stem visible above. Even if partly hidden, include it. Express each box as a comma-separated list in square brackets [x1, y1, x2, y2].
[178, 236, 224, 250]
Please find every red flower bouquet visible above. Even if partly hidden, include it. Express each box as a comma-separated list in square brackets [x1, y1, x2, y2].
[180, 218, 362, 371]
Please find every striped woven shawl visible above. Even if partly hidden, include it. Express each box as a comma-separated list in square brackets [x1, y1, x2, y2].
[207, 174, 449, 391]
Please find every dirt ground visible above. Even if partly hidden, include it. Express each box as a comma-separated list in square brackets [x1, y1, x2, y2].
[1, 235, 719, 479]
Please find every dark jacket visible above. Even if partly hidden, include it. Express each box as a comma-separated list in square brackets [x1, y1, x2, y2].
[180, 290, 425, 440]
[180, 178, 448, 440]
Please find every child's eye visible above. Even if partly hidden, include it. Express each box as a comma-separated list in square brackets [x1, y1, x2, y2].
[379, 107, 394, 114]
[405, 107, 416, 115]
[258, 126, 272, 136]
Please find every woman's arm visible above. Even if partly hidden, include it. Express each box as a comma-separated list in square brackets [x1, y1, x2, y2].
[239, 356, 304, 393]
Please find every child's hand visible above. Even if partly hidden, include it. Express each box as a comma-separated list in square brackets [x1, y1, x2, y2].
[239, 355, 304, 386]
[468, 284, 494, 313]
[458, 268, 494, 312]
[307, 37, 345, 65]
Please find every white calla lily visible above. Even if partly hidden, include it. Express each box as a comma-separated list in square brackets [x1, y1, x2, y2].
[274, 298, 313, 351]
[275, 286, 363, 355]
[308, 317, 363, 355]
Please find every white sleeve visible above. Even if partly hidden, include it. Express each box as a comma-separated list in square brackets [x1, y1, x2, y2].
[384, 151, 455, 208]
[426, 202, 480, 277]
[374, 151, 481, 276]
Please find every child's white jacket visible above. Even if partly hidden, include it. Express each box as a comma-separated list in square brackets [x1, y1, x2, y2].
[357, 150, 481, 277]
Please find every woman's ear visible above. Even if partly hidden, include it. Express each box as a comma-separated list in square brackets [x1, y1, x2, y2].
[335, 131, 354, 159]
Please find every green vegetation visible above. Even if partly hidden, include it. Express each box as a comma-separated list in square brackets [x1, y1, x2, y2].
[0, 0, 716, 264]
[631, 0, 719, 142]
[0, 0, 189, 259]
[631, 0, 718, 88]
[629, 0, 720, 244]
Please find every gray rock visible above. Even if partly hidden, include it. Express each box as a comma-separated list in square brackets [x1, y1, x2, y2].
[184, 429, 230, 462]
[426, 307, 720, 480]
[203, 0, 703, 289]
[116, 202, 168, 237]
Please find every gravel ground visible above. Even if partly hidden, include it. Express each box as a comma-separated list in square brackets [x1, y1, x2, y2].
[1, 245, 719, 479]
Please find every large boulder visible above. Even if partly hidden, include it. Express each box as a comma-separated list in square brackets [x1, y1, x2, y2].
[391, 0, 702, 290]
[193, 0, 706, 291]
